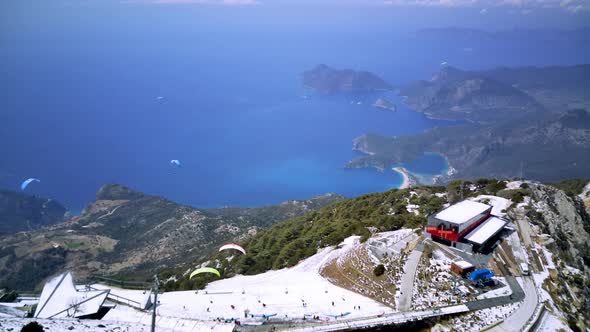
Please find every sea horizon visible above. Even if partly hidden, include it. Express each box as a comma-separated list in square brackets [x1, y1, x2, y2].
[2, 7, 588, 211]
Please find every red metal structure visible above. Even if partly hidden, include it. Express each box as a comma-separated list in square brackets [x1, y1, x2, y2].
[426, 200, 492, 242]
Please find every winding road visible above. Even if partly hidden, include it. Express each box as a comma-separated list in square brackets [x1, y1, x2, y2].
[397, 243, 423, 311]
[488, 277, 538, 332]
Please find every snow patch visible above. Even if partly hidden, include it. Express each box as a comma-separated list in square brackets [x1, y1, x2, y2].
[506, 181, 524, 190]
[536, 310, 573, 332]
[471, 195, 511, 217]
[406, 204, 420, 215]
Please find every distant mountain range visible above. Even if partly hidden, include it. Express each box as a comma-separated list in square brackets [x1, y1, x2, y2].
[302, 64, 392, 94]
[0, 184, 343, 290]
[349, 64, 590, 183]
[400, 65, 590, 123]
[0, 191, 66, 234]
[416, 27, 590, 43]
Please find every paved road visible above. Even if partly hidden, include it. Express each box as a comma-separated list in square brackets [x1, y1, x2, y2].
[397, 243, 423, 312]
[465, 275, 524, 311]
[427, 238, 492, 269]
[488, 276, 538, 332]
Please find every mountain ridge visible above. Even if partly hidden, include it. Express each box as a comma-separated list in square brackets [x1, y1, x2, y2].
[348, 109, 590, 182]
[0, 184, 344, 290]
[350, 64, 590, 182]
[302, 64, 392, 94]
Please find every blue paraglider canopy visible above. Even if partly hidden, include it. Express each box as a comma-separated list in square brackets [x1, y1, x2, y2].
[21, 178, 40, 191]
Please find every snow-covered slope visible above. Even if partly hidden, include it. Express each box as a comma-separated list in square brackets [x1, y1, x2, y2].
[105, 236, 393, 326]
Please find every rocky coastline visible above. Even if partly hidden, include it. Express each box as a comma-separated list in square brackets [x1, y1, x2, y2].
[372, 98, 397, 112]
[302, 64, 392, 94]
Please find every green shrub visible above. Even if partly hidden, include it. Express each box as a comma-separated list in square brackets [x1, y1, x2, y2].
[484, 180, 507, 195]
[373, 264, 385, 277]
[21, 321, 44, 332]
[548, 179, 589, 198]
[497, 189, 530, 204]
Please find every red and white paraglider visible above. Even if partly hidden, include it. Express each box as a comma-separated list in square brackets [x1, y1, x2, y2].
[219, 243, 246, 255]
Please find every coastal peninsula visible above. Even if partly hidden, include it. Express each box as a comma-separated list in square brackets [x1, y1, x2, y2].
[347, 64, 590, 183]
[302, 64, 392, 94]
[372, 98, 397, 112]
[348, 108, 590, 183]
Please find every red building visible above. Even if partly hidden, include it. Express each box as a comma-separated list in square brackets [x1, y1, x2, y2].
[426, 200, 492, 242]
[451, 260, 475, 277]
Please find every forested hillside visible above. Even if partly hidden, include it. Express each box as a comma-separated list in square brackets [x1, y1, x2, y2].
[167, 178, 524, 290]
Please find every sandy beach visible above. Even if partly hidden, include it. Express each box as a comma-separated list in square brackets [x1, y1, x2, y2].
[393, 167, 412, 189]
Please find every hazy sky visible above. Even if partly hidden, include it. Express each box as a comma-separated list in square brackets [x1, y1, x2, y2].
[1, 0, 589, 32]
[1, 0, 588, 209]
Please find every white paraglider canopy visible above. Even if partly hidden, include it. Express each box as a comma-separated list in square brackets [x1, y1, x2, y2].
[21, 178, 40, 191]
[219, 243, 246, 255]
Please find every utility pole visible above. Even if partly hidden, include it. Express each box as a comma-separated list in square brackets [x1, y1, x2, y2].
[460, 181, 464, 201]
[151, 275, 160, 332]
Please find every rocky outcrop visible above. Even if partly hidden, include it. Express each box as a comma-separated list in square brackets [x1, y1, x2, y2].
[580, 183, 590, 216]
[528, 183, 590, 271]
[507, 182, 590, 329]
[0, 191, 66, 234]
[302, 64, 391, 94]
[372, 98, 397, 112]
[95, 183, 145, 201]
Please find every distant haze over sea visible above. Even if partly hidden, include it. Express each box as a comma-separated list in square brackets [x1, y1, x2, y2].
[1, 3, 589, 210]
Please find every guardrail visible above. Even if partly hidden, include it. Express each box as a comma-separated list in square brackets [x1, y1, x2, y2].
[86, 275, 151, 290]
[521, 301, 546, 332]
[480, 319, 504, 331]
[84, 285, 146, 309]
[107, 293, 144, 309]
[287, 305, 470, 332]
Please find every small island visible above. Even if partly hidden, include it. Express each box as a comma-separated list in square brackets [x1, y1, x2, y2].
[302, 64, 392, 94]
[372, 98, 397, 112]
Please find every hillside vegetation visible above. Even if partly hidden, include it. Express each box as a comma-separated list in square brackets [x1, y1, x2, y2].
[170, 181, 515, 290]
[547, 178, 590, 197]
[0, 185, 343, 291]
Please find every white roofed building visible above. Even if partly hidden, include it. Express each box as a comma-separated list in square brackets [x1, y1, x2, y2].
[426, 199, 508, 253]
[464, 217, 507, 246]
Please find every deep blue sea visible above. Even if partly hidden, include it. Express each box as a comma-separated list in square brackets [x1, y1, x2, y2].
[1, 5, 589, 211]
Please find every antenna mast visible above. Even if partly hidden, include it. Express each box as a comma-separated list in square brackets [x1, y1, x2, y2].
[151, 275, 160, 332]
